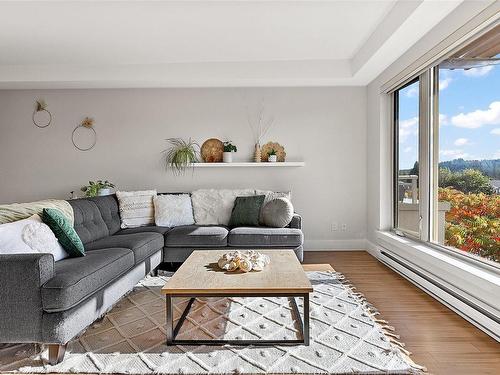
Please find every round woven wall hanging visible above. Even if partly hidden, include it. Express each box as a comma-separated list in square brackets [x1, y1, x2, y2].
[201, 138, 223, 162]
[261, 141, 286, 162]
[32, 100, 52, 128]
[72, 117, 97, 151]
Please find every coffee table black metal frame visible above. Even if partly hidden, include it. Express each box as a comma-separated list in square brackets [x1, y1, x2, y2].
[165, 292, 310, 346]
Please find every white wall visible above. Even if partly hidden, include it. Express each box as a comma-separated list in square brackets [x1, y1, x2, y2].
[0, 87, 367, 250]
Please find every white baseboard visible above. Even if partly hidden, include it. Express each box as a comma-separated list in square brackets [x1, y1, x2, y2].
[304, 239, 367, 251]
[365, 240, 380, 258]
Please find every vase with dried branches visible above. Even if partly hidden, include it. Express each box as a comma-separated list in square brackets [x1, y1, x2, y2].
[246, 101, 274, 162]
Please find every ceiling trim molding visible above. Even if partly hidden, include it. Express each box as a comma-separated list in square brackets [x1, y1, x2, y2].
[0, 0, 483, 89]
[351, 0, 423, 75]
[0, 60, 354, 89]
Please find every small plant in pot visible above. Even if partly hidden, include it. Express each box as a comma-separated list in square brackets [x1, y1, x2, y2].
[163, 138, 199, 175]
[81, 180, 115, 197]
[223, 141, 237, 163]
[267, 149, 278, 162]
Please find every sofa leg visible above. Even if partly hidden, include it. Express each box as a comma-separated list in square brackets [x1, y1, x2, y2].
[48, 344, 66, 365]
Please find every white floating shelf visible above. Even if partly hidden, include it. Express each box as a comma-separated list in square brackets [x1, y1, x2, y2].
[187, 162, 305, 168]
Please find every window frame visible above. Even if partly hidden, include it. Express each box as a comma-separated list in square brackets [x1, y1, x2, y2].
[392, 77, 421, 240]
[391, 62, 499, 269]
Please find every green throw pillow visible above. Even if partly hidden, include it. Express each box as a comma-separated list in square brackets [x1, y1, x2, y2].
[42, 208, 85, 257]
[229, 195, 266, 227]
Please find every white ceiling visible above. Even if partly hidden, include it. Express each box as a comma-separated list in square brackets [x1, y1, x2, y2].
[0, 0, 465, 88]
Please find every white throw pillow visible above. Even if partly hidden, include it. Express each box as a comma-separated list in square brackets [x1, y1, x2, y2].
[116, 190, 157, 228]
[0, 214, 68, 261]
[154, 194, 195, 227]
[191, 189, 256, 225]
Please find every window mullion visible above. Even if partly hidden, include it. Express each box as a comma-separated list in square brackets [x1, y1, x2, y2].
[430, 67, 440, 242]
[418, 70, 432, 242]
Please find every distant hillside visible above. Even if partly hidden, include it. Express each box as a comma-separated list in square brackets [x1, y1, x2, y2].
[439, 158, 500, 179]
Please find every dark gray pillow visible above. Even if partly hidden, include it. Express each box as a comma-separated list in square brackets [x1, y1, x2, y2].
[229, 195, 266, 227]
[262, 198, 294, 228]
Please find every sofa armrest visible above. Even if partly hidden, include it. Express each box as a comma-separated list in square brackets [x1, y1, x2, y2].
[0, 253, 54, 342]
[288, 213, 302, 230]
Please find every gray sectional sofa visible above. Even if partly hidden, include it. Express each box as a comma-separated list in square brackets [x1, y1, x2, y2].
[0, 194, 303, 364]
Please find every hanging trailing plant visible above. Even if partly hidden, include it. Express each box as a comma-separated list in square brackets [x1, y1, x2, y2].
[163, 138, 199, 175]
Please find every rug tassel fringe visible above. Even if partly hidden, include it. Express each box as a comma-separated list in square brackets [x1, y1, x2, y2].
[334, 271, 428, 373]
[392, 344, 412, 356]
[410, 363, 428, 372]
[389, 338, 406, 347]
[384, 331, 401, 339]
[382, 325, 396, 331]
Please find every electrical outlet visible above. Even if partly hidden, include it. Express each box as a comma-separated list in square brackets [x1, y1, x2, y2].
[331, 222, 338, 231]
[341, 223, 347, 232]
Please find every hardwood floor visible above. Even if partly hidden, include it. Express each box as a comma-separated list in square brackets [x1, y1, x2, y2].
[303, 251, 500, 375]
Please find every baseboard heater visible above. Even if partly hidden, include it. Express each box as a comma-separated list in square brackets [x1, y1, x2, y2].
[379, 250, 500, 339]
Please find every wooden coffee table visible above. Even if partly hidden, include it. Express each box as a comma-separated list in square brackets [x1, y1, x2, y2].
[161, 249, 313, 346]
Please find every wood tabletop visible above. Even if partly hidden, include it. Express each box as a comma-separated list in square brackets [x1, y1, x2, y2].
[161, 250, 313, 295]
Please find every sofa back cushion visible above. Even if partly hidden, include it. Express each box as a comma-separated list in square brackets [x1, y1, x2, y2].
[68, 199, 109, 244]
[88, 195, 121, 235]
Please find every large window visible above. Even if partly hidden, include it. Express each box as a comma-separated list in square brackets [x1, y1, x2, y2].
[393, 26, 499, 265]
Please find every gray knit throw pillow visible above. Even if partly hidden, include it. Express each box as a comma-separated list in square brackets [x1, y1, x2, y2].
[262, 197, 294, 228]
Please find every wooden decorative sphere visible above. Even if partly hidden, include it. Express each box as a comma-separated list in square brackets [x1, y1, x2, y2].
[201, 138, 224, 162]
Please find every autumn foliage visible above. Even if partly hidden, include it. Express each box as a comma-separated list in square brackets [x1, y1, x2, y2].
[439, 187, 499, 262]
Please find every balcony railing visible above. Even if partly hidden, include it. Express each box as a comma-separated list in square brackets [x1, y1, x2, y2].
[397, 174, 450, 243]
[398, 174, 418, 203]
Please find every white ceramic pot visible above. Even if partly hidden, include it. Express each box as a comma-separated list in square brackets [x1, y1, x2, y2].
[98, 188, 112, 196]
[223, 152, 233, 163]
[268, 155, 277, 162]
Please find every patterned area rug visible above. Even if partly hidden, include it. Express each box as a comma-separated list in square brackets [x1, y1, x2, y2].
[0, 271, 425, 374]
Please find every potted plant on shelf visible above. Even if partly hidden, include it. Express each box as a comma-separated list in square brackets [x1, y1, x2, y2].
[267, 149, 277, 162]
[163, 138, 199, 175]
[223, 141, 237, 163]
[81, 180, 115, 197]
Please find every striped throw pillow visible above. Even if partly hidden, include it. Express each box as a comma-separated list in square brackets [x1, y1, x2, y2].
[116, 190, 157, 228]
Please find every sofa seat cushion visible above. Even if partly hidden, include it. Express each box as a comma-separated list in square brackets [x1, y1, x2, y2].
[85, 233, 164, 264]
[165, 225, 228, 247]
[116, 226, 170, 236]
[228, 227, 303, 247]
[41, 248, 134, 312]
